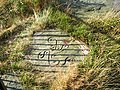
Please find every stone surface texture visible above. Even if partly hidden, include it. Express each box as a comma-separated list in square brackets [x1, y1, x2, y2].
[25, 29, 89, 72]
[59, 0, 120, 18]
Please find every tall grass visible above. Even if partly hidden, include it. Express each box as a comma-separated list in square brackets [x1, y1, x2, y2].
[0, 3, 52, 89]
[0, 0, 52, 29]
[0, 1, 120, 89]
[49, 8, 120, 90]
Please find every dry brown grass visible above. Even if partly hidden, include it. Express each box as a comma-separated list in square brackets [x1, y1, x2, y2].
[32, 7, 51, 29]
[49, 7, 120, 90]
[87, 10, 120, 22]
[51, 64, 78, 90]
[0, 6, 52, 89]
[0, 0, 7, 7]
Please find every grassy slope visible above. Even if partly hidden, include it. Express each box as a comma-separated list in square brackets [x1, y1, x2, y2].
[49, 7, 120, 90]
[0, 0, 51, 89]
[0, 0, 120, 90]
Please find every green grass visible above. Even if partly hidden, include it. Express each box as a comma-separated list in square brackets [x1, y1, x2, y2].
[0, 1, 120, 89]
[0, 3, 52, 89]
[49, 7, 120, 90]
[0, 0, 52, 29]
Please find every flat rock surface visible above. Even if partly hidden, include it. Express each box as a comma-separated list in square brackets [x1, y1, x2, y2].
[0, 73, 23, 90]
[59, 0, 120, 18]
[25, 29, 89, 72]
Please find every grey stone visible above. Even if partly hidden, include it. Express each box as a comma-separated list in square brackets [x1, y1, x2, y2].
[25, 29, 89, 72]
[1, 74, 23, 90]
[113, 0, 120, 11]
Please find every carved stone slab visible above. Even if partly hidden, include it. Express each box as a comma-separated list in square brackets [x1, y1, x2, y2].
[25, 29, 89, 72]
[0, 74, 23, 90]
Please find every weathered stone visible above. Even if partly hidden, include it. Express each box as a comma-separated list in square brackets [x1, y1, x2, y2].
[113, 0, 120, 11]
[1, 74, 23, 90]
[25, 29, 89, 72]
[0, 79, 7, 90]
[58, 0, 120, 18]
